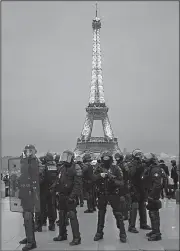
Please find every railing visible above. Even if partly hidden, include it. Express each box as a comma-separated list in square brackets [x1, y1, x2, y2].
[77, 137, 118, 143]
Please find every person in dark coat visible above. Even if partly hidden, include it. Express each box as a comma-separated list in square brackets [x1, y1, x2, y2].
[93, 151, 127, 243]
[171, 160, 178, 190]
[142, 153, 163, 241]
[82, 153, 95, 213]
[52, 150, 82, 246]
[18, 144, 44, 251]
[128, 149, 151, 233]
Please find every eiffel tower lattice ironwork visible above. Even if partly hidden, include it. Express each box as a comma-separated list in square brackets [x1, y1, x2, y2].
[74, 4, 121, 157]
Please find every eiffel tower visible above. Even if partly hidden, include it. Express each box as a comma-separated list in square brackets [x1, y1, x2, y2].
[74, 4, 120, 157]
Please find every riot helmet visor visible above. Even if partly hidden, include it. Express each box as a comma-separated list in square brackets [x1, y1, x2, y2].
[60, 152, 73, 163]
[25, 149, 36, 158]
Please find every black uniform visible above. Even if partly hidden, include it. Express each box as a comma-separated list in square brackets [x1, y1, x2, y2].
[142, 161, 162, 241]
[159, 161, 169, 176]
[171, 162, 178, 190]
[35, 159, 57, 231]
[19, 155, 43, 251]
[52, 160, 82, 245]
[55, 161, 70, 227]
[93, 153, 127, 243]
[44, 160, 57, 230]
[82, 162, 96, 213]
[128, 159, 151, 233]
[118, 161, 130, 220]
[76, 161, 84, 207]
[34, 162, 46, 231]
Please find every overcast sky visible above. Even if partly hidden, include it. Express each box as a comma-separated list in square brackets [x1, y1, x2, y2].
[2, 1, 179, 156]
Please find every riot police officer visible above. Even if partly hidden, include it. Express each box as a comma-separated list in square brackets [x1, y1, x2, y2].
[115, 152, 130, 220]
[44, 152, 57, 231]
[55, 159, 70, 227]
[93, 151, 127, 243]
[142, 153, 162, 241]
[19, 144, 43, 251]
[82, 153, 95, 213]
[52, 150, 82, 246]
[37, 156, 48, 227]
[128, 149, 151, 233]
[75, 156, 84, 207]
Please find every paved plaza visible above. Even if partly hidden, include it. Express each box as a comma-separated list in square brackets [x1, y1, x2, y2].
[1, 197, 179, 251]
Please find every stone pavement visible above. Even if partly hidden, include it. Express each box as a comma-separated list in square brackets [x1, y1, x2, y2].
[1, 197, 179, 251]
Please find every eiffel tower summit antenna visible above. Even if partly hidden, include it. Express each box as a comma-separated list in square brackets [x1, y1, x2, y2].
[95, 1, 98, 18]
[74, 5, 121, 158]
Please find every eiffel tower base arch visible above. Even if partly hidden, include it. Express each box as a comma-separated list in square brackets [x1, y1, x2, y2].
[74, 137, 120, 158]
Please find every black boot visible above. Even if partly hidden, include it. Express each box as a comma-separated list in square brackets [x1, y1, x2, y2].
[34, 225, 42, 232]
[128, 203, 139, 233]
[23, 212, 36, 251]
[139, 202, 151, 230]
[148, 210, 162, 241]
[94, 210, 106, 241]
[53, 211, 67, 241]
[114, 212, 127, 243]
[48, 223, 55, 231]
[22, 243, 37, 251]
[146, 231, 154, 237]
[84, 209, 94, 213]
[19, 238, 27, 244]
[69, 210, 81, 245]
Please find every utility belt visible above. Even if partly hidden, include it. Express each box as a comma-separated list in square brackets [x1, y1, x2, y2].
[97, 188, 120, 196]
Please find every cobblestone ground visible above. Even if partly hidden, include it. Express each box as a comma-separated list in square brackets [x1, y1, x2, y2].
[1, 197, 179, 251]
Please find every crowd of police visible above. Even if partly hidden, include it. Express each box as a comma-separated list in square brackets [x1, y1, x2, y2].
[11, 144, 179, 251]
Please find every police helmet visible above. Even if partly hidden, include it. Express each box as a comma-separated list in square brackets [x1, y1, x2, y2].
[101, 151, 113, 161]
[54, 154, 60, 162]
[171, 160, 176, 165]
[124, 153, 133, 162]
[60, 150, 74, 164]
[45, 152, 54, 161]
[82, 153, 92, 162]
[76, 156, 83, 163]
[143, 153, 157, 163]
[23, 144, 37, 157]
[114, 152, 124, 160]
[159, 159, 164, 163]
[132, 149, 143, 159]
[24, 144, 37, 153]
